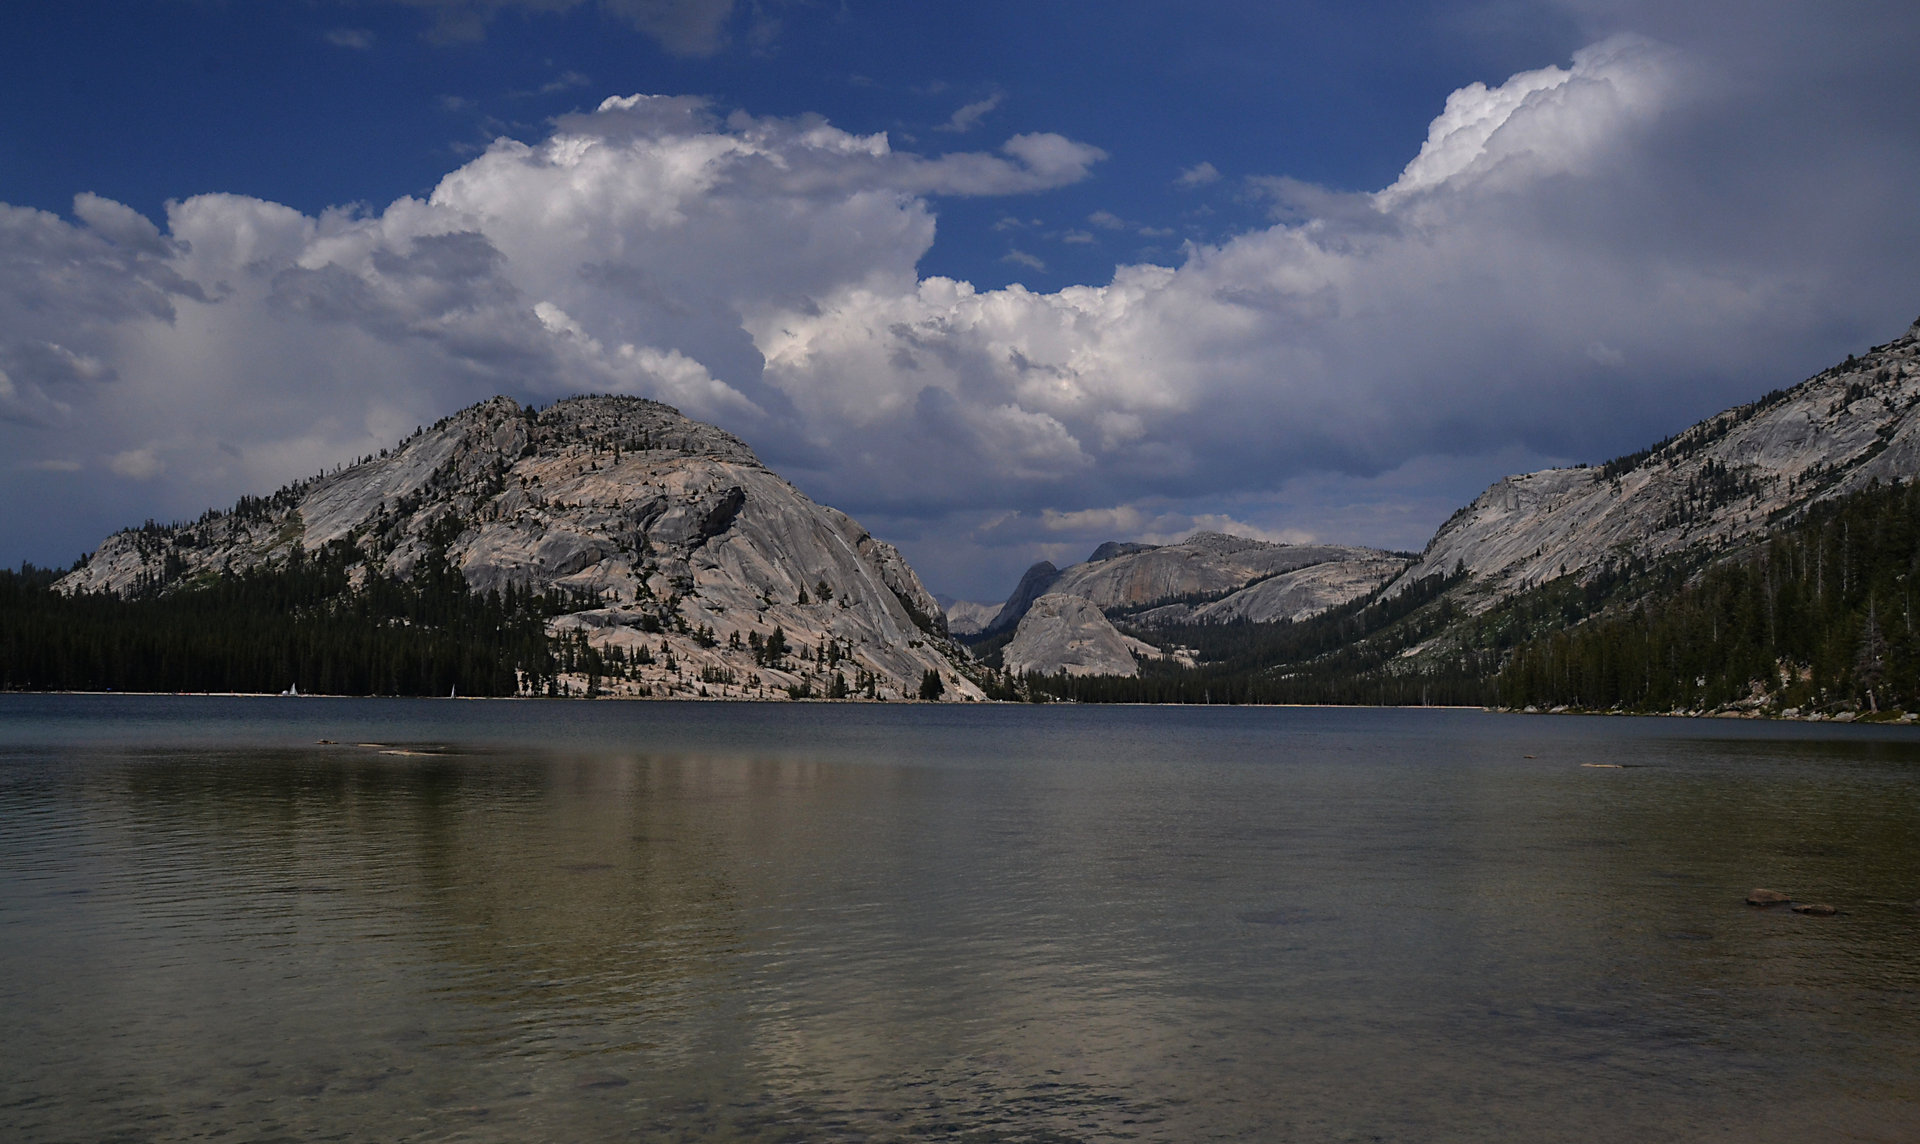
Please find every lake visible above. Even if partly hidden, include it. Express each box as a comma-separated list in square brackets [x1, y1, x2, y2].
[2, 695, 1918, 1142]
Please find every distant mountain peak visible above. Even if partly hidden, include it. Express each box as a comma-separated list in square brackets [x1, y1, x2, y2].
[978, 529, 1409, 667]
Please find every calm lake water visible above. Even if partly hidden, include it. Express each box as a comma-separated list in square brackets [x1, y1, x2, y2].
[3, 696, 1918, 1143]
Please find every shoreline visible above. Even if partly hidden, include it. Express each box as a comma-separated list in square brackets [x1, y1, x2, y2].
[6, 690, 1913, 723]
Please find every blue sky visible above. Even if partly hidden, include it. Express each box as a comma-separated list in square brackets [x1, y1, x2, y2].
[4, 1, 1920, 598]
[2, 2, 1574, 289]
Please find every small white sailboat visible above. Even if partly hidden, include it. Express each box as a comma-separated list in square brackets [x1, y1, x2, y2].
[281, 683, 301, 697]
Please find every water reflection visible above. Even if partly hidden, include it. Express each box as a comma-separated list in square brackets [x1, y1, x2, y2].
[1, 704, 1918, 1141]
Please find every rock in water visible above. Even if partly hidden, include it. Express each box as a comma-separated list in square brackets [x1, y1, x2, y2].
[1002, 593, 1155, 678]
[58, 395, 982, 701]
[1746, 888, 1792, 906]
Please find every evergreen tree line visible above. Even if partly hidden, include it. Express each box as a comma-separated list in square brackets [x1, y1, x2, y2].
[1497, 478, 1920, 713]
[0, 539, 579, 696]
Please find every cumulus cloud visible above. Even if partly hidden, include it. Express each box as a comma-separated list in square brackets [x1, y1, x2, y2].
[5, 15, 1920, 598]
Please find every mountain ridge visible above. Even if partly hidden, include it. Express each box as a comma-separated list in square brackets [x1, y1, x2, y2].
[1394, 317, 1920, 607]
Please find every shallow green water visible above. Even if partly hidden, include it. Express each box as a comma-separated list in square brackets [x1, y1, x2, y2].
[3, 696, 1918, 1142]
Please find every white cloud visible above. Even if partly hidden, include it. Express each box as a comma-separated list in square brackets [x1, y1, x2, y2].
[1001, 250, 1047, 272]
[1175, 161, 1220, 188]
[5, 19, 1920, 600]
[1375, 36, 1673, 209]
[534, 70, 592, 96]
[939, 93, 1003, 134]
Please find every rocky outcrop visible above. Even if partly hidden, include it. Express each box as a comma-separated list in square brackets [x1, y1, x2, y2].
[1396, 318, 1920, 606]
[60, 395, 983, 701]
[1002, 594, 1153, 678]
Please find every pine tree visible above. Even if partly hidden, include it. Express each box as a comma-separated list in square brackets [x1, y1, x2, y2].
[919, 669, 945, 700]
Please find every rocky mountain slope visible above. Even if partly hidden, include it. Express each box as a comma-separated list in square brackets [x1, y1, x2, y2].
[1000, 594, 1157, 678]
[937, 597, 1002, 637]
[983, 532, 1409, 639]
[60, 395, 983, 701]
[1128, 554, 1412, 627]
[1396, 318, 1920, 607]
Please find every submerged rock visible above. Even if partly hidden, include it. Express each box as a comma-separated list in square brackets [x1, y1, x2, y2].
[1746, 888, 1792, 906]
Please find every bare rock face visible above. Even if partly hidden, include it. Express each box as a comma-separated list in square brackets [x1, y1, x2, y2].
[1396, 319, 1920, 607]
[59, 395, 982, 701]
[988, 532, 1409, 632]
[980, 561, 1063, 636]
[1183, 557, 1411, 624]
[940, 598, 1003, 637]
[1002, 594, 1145, 678]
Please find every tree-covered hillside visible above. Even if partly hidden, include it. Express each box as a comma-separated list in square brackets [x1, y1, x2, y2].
[1496, 478, 1920, 714]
